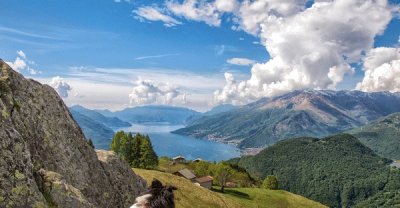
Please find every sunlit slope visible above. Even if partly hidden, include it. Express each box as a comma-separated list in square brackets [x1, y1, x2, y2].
[133, 168, 326, 208]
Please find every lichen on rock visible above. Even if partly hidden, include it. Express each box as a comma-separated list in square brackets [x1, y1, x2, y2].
[0, 60, 146, 207]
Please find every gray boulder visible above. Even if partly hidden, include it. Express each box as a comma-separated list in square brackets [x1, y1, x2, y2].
[0, 60, 146, 207]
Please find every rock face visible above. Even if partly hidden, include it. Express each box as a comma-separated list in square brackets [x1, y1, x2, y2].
[96, 150, 147, 207]
[0, 60, 146, 207]
[36, 169, 95, 208]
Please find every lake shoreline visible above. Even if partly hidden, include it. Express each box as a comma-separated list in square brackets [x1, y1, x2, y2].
[116, 123, 241, 162]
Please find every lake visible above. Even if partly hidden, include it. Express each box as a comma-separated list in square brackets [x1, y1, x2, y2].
[117, 123, 241, 162]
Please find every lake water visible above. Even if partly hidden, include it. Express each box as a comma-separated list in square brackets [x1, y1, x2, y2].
[117, 123, 241, 162]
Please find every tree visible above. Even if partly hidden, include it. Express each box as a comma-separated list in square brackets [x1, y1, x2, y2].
[130, 133, 142, 167]
[110, 131, 158, 169]
[139, 135, 158, 169]
[193, 161, 211, 176]
[110, 131, 127, 156]
[215, 163, 234, 192]
[262, 175, 278, 190]
[124, 132, 134, 163]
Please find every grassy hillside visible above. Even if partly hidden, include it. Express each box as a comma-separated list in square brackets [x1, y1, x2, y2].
[215, 187, 326, 208]
[230, 134, 396, 207]
[134, 168, 241, 208]
[133, 168, 326, 208]
[156, 157, 257, 187]
[348, 112, 400, 160]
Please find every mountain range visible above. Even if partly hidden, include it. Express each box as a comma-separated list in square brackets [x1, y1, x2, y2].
[96, 105, 201, 125]
[70, 105, 131, 129]
[69, 105, 132, 149]
[173, 90, 400, 149]
[70, 105, 203, 149]
[202, 104, 239, 117]
[69, 109, 114, 150]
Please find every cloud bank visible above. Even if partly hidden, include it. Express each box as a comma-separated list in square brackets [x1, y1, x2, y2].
[49, 76, 72, 98]
[129, 77, 185, 105]
[215, 0, 392, 104]
[356, 47, 400, 92]
[134, 0, 397, 105]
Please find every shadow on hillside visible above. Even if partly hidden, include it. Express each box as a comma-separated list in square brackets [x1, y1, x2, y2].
[212, 188, 251, 200]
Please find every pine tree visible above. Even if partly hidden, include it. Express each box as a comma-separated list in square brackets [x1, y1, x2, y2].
[130, 133, 143, 167]
[124, 132, 134, 163]
[110, 131, 158, 169]
[110, 131, 127, 154]
[139, 135, 158, 169]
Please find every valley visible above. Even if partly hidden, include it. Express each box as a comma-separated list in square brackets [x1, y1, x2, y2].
[72, 90, 400, 162]
[2, 59, 400, 207]
[2, 0, 400, 207]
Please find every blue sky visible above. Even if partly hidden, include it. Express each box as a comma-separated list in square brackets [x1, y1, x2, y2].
[1, 0, 399, 111]
[0, 0, 266, 72]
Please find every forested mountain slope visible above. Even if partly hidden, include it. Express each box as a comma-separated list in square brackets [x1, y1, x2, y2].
[349, 112, 400, 159]
[230, 134, 400, 207]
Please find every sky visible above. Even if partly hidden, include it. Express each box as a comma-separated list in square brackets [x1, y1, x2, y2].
[1, 0, 399, 112]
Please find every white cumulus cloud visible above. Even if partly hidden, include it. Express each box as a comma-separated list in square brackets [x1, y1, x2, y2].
[6, 57, 27, 72]
[49, 76, 72, 98]
[214, 0, 392, 104]
[214, 72, 245, 105]
[137, 0, 394, 105]
[233, 0, 307, 35]
[356, 47, 400, 92]
[133, 6, 182, 27]
[129, 77, 185, 106]
[6, 50, 40, 75]
[227, 57, 256, 66]
[215, 0, 239, 12]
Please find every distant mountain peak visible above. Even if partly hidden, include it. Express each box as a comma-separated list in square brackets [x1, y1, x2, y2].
[204, 104, 239, 116]
[174, 90, 400, 149]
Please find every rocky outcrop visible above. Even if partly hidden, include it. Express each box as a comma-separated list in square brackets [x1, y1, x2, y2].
[96, 150, 147, 208]
[0, 60, 146, 207]
[36, 169, 95, 208]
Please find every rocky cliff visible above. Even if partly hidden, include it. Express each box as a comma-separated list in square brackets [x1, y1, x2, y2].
[0, 60, 146, 207]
